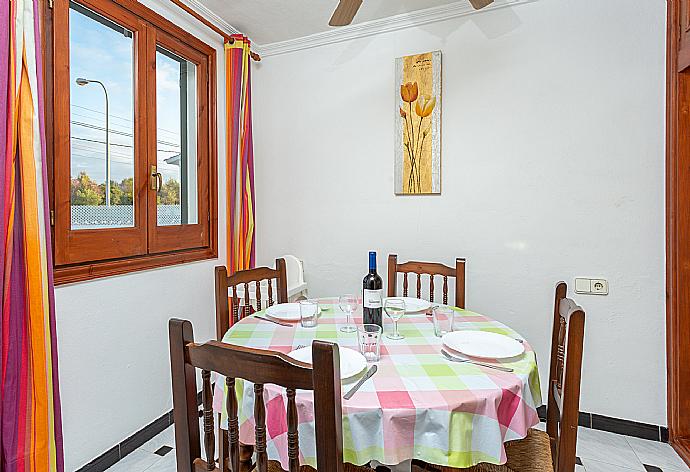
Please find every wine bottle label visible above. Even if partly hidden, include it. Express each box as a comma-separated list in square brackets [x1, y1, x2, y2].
[363, 289, 383, 309]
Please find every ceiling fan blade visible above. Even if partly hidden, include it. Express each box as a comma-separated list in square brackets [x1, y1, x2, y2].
[469, 0, 494, 9]
[329, 0, 363, 26]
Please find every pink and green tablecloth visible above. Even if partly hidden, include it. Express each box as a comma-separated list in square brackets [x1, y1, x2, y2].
[213, 300, 542, 470]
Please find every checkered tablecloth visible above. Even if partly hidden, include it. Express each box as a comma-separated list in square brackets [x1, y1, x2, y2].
[213, 300, 542, 470]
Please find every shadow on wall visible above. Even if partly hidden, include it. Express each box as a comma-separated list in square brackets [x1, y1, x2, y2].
[330, 1, 527, 67]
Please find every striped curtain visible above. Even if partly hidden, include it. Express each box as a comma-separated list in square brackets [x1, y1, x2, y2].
[226, 35, 255, 273]
[1, 0, 65, 471]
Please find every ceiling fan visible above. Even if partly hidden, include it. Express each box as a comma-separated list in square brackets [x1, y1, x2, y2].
[328, 0, 495, 27]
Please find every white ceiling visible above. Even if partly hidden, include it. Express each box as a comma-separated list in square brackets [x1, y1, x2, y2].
[196, 0, 468, 45]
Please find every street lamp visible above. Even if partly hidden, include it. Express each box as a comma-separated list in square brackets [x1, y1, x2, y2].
[76, 77, 111, 206]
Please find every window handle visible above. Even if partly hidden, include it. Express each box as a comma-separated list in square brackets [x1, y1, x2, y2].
[150, 165, 162, 193]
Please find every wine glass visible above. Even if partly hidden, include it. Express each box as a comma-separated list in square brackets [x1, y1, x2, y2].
[339, 294, 358, 333]
[384, 298, 406, 340]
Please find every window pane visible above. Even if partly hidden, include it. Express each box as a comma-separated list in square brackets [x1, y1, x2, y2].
[155, 47, 198, 227]
[69, 2, 135, 229]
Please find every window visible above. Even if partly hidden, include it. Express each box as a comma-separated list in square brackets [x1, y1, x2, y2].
[47, 0, 217, 283]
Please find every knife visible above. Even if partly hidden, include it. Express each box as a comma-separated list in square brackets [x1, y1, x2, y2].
[441, 349, 513, 372]
[254, 315, 292, 327]
[343, 365, 378, 400]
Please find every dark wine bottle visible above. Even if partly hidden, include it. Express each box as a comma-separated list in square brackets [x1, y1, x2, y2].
[362, 251, 383, 327]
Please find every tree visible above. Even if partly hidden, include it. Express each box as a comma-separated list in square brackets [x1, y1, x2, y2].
[71, 171, 104, 205]
[119, 177, 134, 205]
[158, 178, 180, 205]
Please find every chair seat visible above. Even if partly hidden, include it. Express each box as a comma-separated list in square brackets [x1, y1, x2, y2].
[413, 429, 554, 472]
[267, 460, 374, 472]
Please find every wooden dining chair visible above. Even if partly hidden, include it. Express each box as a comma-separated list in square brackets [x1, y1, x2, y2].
[419, 281, 586, 472]
[170, 318, 372, 472]
[214, 259, 288, 341]
[387, 254, 466, 308]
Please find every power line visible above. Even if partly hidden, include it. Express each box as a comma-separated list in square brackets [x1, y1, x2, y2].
[71, 120, 180, 148]
[71, 103, 181, 137]
[70, 135, 179, 153]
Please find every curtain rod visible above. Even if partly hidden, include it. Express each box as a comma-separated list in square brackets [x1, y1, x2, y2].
[167, 0, 261, 61]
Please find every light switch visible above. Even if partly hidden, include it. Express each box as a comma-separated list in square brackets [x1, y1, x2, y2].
[574, 278, 591, 294]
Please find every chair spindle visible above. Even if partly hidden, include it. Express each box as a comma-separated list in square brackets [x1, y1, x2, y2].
[556, 317, 567, 391]
[403, 273, 409, 297]
[254, 383, 268, 472]
[226, 377, 239, 472]
[442, 276, 448, 305]
[256, 281, 262, 311]
[231, 289, 239, 325]
[287, 388, 299, 472]
[416, 274, 422, 298]
[429, 276, 435, 302]
[244, 283, 250, 319]
[268, 279, 274, 307]
[202, 370, 215, 471]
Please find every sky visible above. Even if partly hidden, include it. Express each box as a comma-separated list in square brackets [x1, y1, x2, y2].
[69, 5, 192, 186]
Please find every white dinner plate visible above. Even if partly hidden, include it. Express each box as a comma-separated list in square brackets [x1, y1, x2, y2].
[442, 330, 525, 359]
[265, 303, 321, 321]
[385, 297, 431, 313]
[287, 346, 367, 380]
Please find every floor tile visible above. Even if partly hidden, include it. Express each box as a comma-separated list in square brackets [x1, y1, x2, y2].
[140, 425, 175, 453]
[576, 427, 645, 471]
[627, 436, 690, 471]
[142, 451, 176, 472]
[582, 458, 644, 472]
[105, 449, 160, 472]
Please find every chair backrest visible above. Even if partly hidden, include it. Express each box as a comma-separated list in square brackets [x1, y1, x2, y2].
[169, 319, 345, 472]
[387, 254, 466, 308]
[546, 282, 586, 472]
[214, 259, 288, 340]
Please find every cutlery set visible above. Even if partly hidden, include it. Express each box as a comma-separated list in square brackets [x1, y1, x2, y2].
[254, 312, 515, 400]
[441, 349, 513, 372]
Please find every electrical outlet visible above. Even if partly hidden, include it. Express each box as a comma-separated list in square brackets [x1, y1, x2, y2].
[590, 279, 608, 295]
[574, 277, 609, 295]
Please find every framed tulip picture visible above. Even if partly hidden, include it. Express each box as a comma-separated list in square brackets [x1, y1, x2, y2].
[395, 50, 442, 195]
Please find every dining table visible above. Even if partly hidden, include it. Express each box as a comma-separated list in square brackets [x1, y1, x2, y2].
[212, 297, 542, 471]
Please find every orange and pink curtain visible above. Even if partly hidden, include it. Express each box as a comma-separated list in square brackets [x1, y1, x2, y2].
[226, 35, 255, 273]
[1, 0, 64, 470]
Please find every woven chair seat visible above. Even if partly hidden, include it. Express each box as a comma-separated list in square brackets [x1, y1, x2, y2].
[267, 460, 374, 472]
[412, 429, 554, 472]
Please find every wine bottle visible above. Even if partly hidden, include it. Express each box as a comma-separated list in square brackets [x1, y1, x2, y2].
[362, 251, 383, 327]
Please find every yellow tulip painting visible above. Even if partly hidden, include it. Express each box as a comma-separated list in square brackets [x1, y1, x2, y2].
[395, 51, 442, 195]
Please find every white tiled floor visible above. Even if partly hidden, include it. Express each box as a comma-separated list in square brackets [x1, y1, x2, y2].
[106, 422, 690, 472]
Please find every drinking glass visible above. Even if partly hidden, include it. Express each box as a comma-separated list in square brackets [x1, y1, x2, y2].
[357, 324, 382, 362]
[299, 299, 319, 328]
[432, 306, 455, 337]
[338, 294, 358, 333]
[384, 298, 406, 340]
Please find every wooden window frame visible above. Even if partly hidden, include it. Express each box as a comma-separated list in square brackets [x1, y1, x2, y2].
[44, 0, 218, 285]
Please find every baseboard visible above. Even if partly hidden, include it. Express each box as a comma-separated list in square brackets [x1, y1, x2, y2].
[76, 391, 203, 472]
[536, 406, 669, 442]
[75, 410, 174, 472]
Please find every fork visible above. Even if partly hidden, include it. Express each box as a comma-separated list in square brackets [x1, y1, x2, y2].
[441, 349, 514, 372]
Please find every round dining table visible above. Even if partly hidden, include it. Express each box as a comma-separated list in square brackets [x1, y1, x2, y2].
[213, 298, 542, 471]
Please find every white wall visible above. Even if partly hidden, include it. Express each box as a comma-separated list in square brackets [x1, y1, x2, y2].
[253, 0, 667, 425]
[55, 2, 226, 469]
